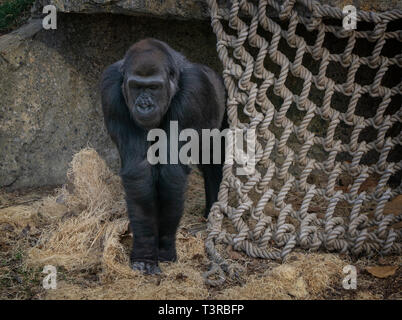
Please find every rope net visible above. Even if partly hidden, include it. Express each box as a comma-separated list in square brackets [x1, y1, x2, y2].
[204, 0, 402, 285]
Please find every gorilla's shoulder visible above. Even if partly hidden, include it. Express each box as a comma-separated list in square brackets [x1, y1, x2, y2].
[179, 63, 223, 94]
[178, 63, 225, 109]
[101, 60, 123, 89]
[100, 60, 125, 117]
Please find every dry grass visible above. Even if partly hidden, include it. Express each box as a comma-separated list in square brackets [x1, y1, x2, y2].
[0, 148, 401, 300]
[216, 252, 345, 299]
[27, 148, 126, 273]
[26, 148, 210, 299]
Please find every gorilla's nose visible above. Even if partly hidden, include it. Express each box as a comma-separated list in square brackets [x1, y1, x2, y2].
[136, 96, 154, 114]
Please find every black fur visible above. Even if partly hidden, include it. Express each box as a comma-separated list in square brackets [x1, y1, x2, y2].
[100, 39, 226, 274]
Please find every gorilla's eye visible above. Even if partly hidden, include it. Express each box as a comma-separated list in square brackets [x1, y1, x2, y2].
[130, 83, 142, 90]
[149, 85, 159, 90]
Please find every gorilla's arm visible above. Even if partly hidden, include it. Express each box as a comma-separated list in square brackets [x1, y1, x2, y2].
[101, 62, 161, 274]
[166, 63, 226, 217]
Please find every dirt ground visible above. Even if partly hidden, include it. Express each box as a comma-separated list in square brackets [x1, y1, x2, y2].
[0, 149, 401, 300]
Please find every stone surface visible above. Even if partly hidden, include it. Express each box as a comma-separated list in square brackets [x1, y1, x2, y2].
[32, 0, 401, 21]
[0, 13, 222, 189]
[322, 0, 401, 12]
[1, 1, 400, 189]
[33, 0, 216, 20]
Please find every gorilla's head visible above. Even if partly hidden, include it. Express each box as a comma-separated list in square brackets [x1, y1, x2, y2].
[120, 39, 184, 130]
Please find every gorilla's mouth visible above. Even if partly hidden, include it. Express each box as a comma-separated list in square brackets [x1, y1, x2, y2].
[136, 104, 156, 114]
[132, 107, 161, 129]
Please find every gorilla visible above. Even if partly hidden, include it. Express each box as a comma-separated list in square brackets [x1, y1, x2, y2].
[100, 39, 226, 274]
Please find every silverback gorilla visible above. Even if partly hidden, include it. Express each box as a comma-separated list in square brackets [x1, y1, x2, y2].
[100, 39, 226, 274]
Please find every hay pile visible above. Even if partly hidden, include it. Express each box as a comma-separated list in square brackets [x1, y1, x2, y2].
[26, 148, 209, 299]
[217, 253, 345, 299]
[28, 148, 128, 275]
[0, 148, 356, 299]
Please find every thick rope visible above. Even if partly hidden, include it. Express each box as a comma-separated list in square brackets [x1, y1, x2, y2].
[204, 0, 402, 286]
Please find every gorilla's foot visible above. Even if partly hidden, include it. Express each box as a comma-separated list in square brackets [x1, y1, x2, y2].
[158, 252, 177, 262]
[131, 261, 161, 275]
[158, 246, 177, 262]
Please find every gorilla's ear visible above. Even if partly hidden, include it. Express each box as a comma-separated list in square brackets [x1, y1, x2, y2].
[169, 80, 177, 102]
[118, 58, 127, 77]
[121, 81, 129, 107]
[118, 62, 125, 75]
[168, 69, 179, 99]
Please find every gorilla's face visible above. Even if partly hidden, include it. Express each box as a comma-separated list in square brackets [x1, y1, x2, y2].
[121, 46, 178, 130]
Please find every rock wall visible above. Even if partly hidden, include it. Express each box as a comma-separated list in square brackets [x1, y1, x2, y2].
[1, 0, 401, 189]
[33, 0, 401, 20]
